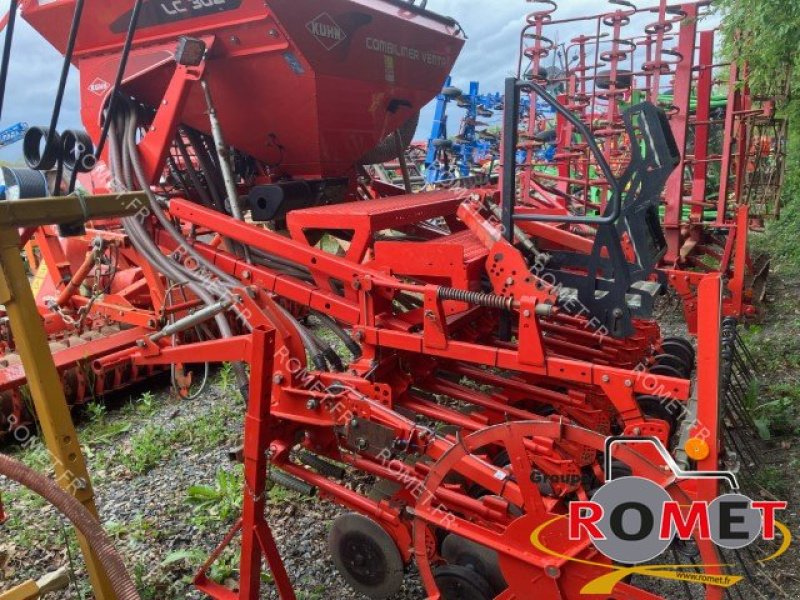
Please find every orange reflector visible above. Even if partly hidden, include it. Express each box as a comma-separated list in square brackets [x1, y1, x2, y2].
[685, 438, 710, 461]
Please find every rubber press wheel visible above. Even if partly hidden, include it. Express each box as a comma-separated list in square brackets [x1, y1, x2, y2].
[434, 564, 495, 600]
[328, 513, 404, 599]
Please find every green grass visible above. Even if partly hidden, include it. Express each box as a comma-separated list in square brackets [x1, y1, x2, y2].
[186, 466, 244, 529]
[118, 398, 242, 475]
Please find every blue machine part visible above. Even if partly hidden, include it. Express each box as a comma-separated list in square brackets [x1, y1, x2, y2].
[425, 80, 502, 184]
[0, 122, 29, 148]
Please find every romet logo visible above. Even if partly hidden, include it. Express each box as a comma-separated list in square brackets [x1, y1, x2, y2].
[530, 436, 792, 595]
[307, 13, 347, 51]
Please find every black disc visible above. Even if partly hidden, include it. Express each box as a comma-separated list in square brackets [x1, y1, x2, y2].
[663, 337, 695, 363]
[441, 534, 507, 594]
[649, 363, 686, 380]
[595, 69, 633, 90]
[636, 395, 679, 434]
[328, 513, 404, 599]
[660, 341, 695, 371]
[434, 564, 495, 600]
[654, 353, 691, 378]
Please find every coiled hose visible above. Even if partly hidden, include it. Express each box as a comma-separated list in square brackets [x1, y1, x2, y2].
[0, 454, 140, 600]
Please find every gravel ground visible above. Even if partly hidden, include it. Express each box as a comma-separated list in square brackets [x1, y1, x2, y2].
[1, 378, 424, 600]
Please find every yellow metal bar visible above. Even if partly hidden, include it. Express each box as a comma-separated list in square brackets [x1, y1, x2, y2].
[0, 567, 69, 600]
[0, 192, 142, 600]
[0, 581, 40, 600]
[0, 192, 147, 228]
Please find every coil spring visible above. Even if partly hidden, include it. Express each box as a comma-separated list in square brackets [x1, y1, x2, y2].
[438, 288, 515, 312]
[522, 0, 557, 69]
[644, 4, 687, 36]
[602, 0, 638, 28]
[525, 0, 557, 26]
[599, 38, 637, 64]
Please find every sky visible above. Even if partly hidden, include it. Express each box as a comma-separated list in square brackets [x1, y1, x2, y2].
[0, 0, 720, 161]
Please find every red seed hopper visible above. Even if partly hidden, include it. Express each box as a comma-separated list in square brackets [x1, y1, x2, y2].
[21, 0, 465, 178]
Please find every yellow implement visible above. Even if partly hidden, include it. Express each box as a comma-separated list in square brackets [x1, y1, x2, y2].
[0, 192, 145, 600]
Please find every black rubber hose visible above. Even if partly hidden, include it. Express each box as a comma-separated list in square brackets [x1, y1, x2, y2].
[359, 113, 420, 165]
[0, 453, 140, 600]
[0, 0, 19, 121]
[42, 0, 86, 170]
[95, 0, 144, 160]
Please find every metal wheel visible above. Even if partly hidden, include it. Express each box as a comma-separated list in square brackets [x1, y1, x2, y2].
[328, 513, 404, 599]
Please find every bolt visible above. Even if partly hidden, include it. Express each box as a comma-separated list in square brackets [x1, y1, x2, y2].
[624, 379, 632, 388]
[273, 373, 284, 384]
[350, 419, 359, 428]
[602, 374, 610, 383]
[72, 477, 88, 491]
[354, 331, 364, 342]
[306, 399, 319, 410]
[633, 427, 642, 435]
[544, 566, 560, 579]
[356, 438, 368, 451]
[352, 280, 362, 290]
[424, 310, 436, 320]
[136, 339, 146, 348]
[242, 270, 252, 280]
[523, 309, 531, 318]
[268, 29, 280, 37]
[505, 277, 514, 286]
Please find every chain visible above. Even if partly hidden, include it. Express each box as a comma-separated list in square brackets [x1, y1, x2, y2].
[45, 242, 109, 332]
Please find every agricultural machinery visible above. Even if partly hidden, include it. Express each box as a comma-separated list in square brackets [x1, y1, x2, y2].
[423, 79, 500, 185]
[0, 0, 789, 599]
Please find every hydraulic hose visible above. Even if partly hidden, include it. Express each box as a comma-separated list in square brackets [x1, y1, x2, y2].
[0, 453, 140, 600]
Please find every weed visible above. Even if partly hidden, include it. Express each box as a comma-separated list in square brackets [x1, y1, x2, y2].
[218, 362, 234, 393]
[120, 424, 171, 474]
[137, 391, 157, 415]
[186, 466, 244, 529]
[85, 401, 107, 422]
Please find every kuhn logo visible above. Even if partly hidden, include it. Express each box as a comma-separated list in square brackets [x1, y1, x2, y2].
[88, 78, 111, 97]
[307, 13, 346, 50]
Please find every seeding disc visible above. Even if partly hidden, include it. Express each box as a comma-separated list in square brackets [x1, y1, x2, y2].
[654, 353, 692, 378]
[328, 513, 404, 599]
[441, 533, 507, 594]
[662, 336, 696, 363]
[433, 564, 495, 600]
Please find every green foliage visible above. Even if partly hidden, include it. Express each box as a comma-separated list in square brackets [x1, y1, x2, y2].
[218, 362, 235, 393]
[717, 0, 800, 273]
[186, 466, 244, 529]
[716, 0, 800, 99]
[753, 383, 800, 439]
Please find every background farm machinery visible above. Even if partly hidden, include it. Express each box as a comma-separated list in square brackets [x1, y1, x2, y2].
[0, 0, 789, 599]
